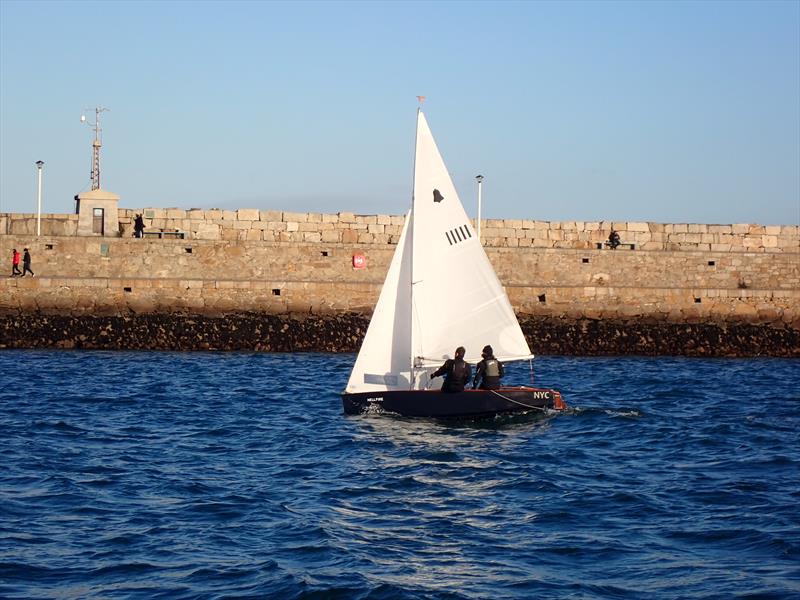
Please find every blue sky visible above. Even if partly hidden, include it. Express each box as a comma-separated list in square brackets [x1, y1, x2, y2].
[1, 0, 798, 225]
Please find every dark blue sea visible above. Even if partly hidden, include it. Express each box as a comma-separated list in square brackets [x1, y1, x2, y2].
[0, 351, 798, 599]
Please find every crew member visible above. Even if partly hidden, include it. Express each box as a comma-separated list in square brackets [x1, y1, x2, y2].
[431, 346, 471, 393]
[473, 345, 504, 390]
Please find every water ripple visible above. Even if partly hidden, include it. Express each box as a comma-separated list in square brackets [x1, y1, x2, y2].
[0, 351, 798, 598]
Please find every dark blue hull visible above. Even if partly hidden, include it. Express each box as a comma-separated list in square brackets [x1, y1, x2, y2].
[342, 387, 566, 418]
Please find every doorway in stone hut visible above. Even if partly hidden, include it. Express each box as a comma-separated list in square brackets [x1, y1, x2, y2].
[92, 208, 104, 235]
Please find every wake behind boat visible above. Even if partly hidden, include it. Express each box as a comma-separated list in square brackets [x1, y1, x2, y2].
[342, 108, 565, 418]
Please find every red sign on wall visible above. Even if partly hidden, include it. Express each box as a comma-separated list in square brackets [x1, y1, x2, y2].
[352, 253, 366, 269]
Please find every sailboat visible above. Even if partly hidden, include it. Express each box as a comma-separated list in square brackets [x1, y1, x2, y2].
[342, 109, 565, 418]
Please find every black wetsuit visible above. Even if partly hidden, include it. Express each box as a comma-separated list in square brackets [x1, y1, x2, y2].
[432, 358, 472, 393]
[473, 357, 504, 390]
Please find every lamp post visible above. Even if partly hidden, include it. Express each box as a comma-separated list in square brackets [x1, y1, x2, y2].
[35, 160, 44, 236]
[475, 174, 484, 243]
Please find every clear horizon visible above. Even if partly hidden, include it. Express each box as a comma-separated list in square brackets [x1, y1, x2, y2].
[1, 0, 798, 225]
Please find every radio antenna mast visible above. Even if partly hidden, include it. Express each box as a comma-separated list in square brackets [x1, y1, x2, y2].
[80, 107, 110, 190]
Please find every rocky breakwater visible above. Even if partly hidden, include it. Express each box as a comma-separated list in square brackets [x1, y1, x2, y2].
[0, 312, 370, 352]
[521, 316, 799, 358]
[1, 310, 797, 357]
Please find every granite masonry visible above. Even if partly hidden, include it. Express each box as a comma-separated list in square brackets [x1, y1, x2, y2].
[1, 209, 798, 356]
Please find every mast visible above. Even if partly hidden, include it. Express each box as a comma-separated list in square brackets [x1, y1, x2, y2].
[409, 104, 422, 385]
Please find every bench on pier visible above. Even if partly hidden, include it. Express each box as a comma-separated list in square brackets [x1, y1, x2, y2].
[142, 229, 186, 240]
[596, 241, 635, 250]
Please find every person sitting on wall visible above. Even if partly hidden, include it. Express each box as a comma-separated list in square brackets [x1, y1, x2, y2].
[608, 229, 621, 250]
[473, 345, 505, 390]
[431, 346, 472, 393]
[133, 214, 145, 238]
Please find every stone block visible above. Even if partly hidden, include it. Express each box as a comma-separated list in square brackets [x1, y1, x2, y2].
[186, 209, 205, 220]
[221, 210, 237, 220]
[283, 212, 309, 223]
[307, 213, 323, 223]
[338, 212, 356, 223]
[237, 208, 261, 221]
[341, 229, 358, 244]
[321, 230, 340, 243]
[285, 222, 299, 232]
[260, 210, 282, 222]
[708, 224, 731, 234]
[165, 209, 186, 219]
[628, 222, 649, 232]
[780, 225, 799, 236]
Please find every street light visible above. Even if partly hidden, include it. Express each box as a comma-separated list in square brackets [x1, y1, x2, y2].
[35, 161, 44, 236]
[475, 174, 484, 243]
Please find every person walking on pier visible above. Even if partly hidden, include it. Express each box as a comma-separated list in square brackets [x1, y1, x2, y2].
[21, 248, 34, 277]
[10, 248, 22, 277]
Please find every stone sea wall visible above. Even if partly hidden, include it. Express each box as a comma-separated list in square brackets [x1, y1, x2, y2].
[3, 209, 798, 253]
[1, 208, 798, 357]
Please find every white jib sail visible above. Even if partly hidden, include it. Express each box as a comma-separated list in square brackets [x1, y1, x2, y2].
[345, 109, 533, 394]
[345, 210, 414, 393]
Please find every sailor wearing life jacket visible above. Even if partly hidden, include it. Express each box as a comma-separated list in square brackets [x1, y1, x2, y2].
[473, 345, 505, 390]
[431, 346, 472, 393]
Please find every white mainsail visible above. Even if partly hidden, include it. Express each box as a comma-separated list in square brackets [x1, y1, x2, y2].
[345, 110, 533, 394]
